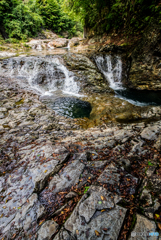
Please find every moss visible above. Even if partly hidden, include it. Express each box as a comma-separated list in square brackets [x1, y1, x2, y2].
[15, 99, 24, 105]
[129, 214, 137, 231]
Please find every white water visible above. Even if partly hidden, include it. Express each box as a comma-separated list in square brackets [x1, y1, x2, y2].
[67, 41, 70, 50]
[95, 55, 124, 90]
[0, 56, 81, 97]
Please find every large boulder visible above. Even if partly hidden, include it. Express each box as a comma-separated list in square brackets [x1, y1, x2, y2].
[69, 37, 84, 48]
[63, 53, 113, 93]
[50, 38, 68, 48]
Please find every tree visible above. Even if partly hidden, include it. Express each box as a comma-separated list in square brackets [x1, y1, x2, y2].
[4, 0, 43, 39]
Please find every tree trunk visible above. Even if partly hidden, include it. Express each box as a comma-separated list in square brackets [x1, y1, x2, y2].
[0, 25, 8, 39]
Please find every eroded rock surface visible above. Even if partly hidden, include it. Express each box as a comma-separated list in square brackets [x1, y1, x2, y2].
[128, 24, 161, 90]
[0, 76, 161, 240]
[63, 53, 112, 93]
[61, 185, 127, 240]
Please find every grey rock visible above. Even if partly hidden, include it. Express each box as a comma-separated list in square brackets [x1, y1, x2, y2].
[78, 186, 114, 223]
[86, 160, 107, 168]
[0, 177, 4, 192]
[154, 134, 161, 151]
[146, 166, 156, 177]
[131, 139, 144, 153]
[120, 158, 131, 169]
[130, 214, 158, 240]
[140, 189, 153, 206]
[49, 159, 85, 192]
[37, 220, 59, 240]
[65, 191, 78, 199]
[64, 185, 127, 240]
[147, 174, 161, 193]
[114, 130, 133, 141]
[97, 163, 138, 195]
[2, 193, 45, 239]
[63, 53, 112, 93]
[141, 126, 160, 140]
[54, 228, 75, 240]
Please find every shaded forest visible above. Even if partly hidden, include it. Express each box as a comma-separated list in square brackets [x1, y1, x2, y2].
[0, 0, 82, 40]
[0, 0, 161, 40]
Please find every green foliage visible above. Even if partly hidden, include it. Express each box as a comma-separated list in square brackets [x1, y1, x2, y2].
[4, 1, 43, 40]
[0, 0, 83, 40]
[66, 0, 161, 35]
[84, 186, 89, 193]
[148, 161, 154, 166]
[1, 0, 43, 40]
[36, 0, 82, 37]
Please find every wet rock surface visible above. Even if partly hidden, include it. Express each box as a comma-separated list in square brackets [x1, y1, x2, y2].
[63, 53, 112, 93]
[128, 24, 161, 90]
[0, 76, 161, 240]
[26, 36, 84, 51]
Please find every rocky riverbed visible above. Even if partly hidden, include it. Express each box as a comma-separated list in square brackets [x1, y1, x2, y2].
[0, 75, 161, 240]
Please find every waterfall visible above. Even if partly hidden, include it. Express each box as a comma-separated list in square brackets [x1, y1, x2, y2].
[0, 56, 80, 96]
[95, 55, 123, 90]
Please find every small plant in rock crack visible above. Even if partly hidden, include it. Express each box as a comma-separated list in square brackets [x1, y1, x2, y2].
[148, 161, 153, 166]
[84, 186, 90, 194]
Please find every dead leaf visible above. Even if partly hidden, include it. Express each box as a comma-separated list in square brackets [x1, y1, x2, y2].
[39, 219, 45, 225]
[101, 196, 106, 201]
[158, 223, 161, 229]
[95, 230, 100, 237]
[11, 233, 16, 239]
[44, 170, 48, 173]
[76, 230, 79, 235]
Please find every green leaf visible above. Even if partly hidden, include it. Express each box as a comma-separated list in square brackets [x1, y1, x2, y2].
[84, 186, 89, 194]
[148, 161, 153, 166]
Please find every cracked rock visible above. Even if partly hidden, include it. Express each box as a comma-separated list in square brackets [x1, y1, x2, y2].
[59, 185, 127, 240]
[130, 214, 158, 240]
[141, 126, 160, 140]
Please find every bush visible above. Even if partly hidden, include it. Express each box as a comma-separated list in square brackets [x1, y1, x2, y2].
[4, 1, 43, 40]
[0, 0, 83, 40]
[36, 0, 82, 38]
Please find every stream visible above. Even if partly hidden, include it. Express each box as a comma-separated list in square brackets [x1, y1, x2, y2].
[0, 51, 161, 120]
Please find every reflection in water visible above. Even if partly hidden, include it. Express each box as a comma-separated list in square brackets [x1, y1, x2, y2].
[43, 97, 92, 118]
[115, 89, 161, 106]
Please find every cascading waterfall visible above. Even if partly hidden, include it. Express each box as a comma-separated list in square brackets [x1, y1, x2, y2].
[95, 54, 161, 106]
[95, 55, 123, 90]
[1, 54, 160, 114]
[0, 56, 80, 96]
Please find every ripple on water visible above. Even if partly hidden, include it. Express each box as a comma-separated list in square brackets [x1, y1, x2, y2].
[42, 97, 92, 119]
